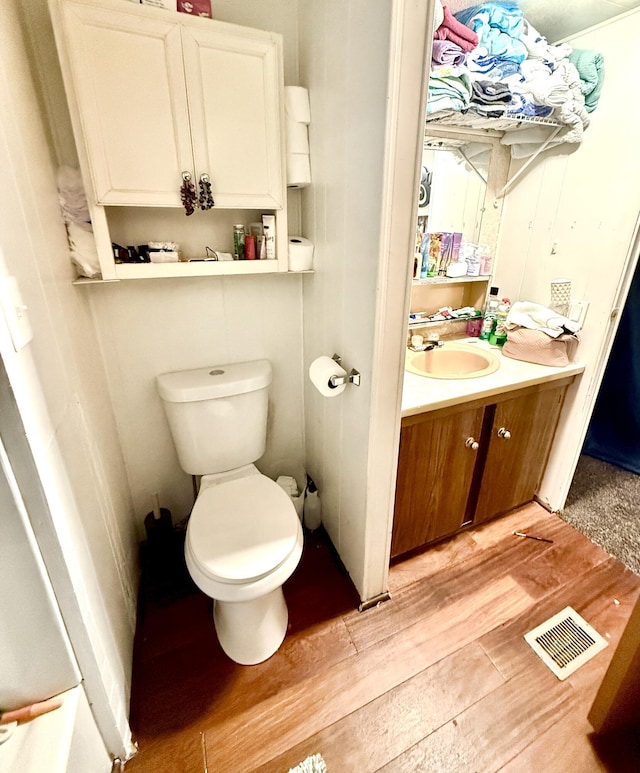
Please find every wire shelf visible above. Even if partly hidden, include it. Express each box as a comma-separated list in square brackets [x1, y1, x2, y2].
[425, 109, 561, 132]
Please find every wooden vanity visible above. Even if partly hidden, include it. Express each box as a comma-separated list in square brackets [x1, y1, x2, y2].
[393, 363, 579, 559]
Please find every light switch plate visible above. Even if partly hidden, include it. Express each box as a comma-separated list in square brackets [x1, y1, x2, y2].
[0, 276, 33, 351]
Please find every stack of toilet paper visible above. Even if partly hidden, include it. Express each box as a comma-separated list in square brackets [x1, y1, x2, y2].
[285, 87, 311, 188]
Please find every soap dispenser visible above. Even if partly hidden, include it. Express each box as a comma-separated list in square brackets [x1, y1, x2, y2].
[303, 476, 322, 531]
[479, 286, 500, 340]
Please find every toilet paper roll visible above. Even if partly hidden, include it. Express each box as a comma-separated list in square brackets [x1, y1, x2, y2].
[287, 153, 311, 188]
[288, 237, 314, 271]
[285, 86, 311, 124]
[286, 119, 310, 154]
[309, 356, 347, 397]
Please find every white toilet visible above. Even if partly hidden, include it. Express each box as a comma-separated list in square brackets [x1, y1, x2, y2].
[156, 359, 303, 665]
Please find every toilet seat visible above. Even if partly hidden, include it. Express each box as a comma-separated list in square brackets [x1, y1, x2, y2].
[187, 474, 300, 585]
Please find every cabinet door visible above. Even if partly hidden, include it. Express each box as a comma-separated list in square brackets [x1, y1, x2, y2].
[182, 25, 285, 209]
[60, 1, 193, 206]
[392, 406, 484, 558]
[473, 384, 567, 524]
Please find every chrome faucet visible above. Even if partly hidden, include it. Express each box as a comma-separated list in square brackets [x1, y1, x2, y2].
[409, 339, 444, 352]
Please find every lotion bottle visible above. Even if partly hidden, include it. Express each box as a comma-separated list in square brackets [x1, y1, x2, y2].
[304, 477, 322, 531]
[479, 286, 500, 340]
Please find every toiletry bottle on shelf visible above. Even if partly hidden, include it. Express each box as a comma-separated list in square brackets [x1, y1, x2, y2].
[489, 298, 511, 347]
[303, 476, 322, 531]
[479, 286, 500, 340]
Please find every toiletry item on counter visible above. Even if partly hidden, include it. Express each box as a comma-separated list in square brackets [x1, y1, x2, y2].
[466, 317, 483, 337]
[438, 232, 453, 276]
[233, 224, 245, 260]
[285, 87, 311, 187]
[489, 298, 511, 347]
[141, 1, 213, 18]
[418, 231, 428, 279]
[148, 241, 180, 263]
[244, 234, 256, 260]
[288, 237, 314, 271]
[303, 476, 322, 531]
[261, 214, 276, 259]
[428, 232, 442, 277]
[479, 286, 500, 340]
[477, 244, 493, 276]
[445, 261, 468, 278]
[409, 306, 480, 325]
[178, 0, 212, 17]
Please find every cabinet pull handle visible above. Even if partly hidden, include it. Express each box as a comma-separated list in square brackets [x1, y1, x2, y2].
[497, 427, 511, 439]
[198, 173, 215, 210]
[465, 437, 479, 451]
[180, 171, 197, 216]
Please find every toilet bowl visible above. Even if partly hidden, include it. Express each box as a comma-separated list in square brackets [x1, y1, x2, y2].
[184, 465, 303, 665]
[157, 359, 304, 665]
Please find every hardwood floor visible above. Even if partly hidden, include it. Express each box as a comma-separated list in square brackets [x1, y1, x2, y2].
[125, 505, 640, 772]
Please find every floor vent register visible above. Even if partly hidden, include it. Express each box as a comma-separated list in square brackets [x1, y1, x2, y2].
[524, 606, 608, 680]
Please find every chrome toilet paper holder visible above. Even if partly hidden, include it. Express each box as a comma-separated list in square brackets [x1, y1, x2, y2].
[331, 354, 361, 388]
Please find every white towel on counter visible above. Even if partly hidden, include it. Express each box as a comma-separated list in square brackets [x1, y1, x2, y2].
[505, 301, 582, 338]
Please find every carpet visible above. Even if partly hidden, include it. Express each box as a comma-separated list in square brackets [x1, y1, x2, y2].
[288, 754, 327, 773]
[560, 455, 640, 575]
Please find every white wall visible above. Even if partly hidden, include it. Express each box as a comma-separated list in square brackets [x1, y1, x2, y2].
[296, 0, 395, 599]
[494, 10, 640, 509]
[1, 0, 138, 758]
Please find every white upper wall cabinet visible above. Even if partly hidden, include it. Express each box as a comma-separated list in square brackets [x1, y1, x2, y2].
[56, 0, 284, 209]
[183, 25, 283, 209]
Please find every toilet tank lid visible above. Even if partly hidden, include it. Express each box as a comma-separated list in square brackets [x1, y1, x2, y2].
[157, 359, 272, 403]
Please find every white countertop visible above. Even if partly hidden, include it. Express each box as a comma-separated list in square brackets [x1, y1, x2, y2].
[401, 338, 585, 418]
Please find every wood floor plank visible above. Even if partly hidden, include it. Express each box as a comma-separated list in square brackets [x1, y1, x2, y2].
[124, 731, 206, 773]
[202, 575, 532, 772]
[254, 642, 504, 773]
[388, 531, 477, 593]
[508, 522, 612, 600]
[480, 558, 640, 683]
[345, 511, 560, 652]
[131, 614, 356, 737]
[379, 666, 574, 773]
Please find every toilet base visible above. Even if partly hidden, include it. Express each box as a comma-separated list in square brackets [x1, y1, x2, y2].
[213, 587, 289, 665]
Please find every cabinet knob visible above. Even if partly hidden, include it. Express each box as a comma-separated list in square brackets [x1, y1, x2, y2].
[497, 427, 511, 439]
[465, 437, 479, 451]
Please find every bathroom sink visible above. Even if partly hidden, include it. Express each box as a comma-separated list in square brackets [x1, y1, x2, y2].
[406, 342, 500, 379]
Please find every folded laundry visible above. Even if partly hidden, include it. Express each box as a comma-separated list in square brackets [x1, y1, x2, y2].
[506, 94, 553, 118]
[506, 62, 569, 108]
[434, 5, 479, 52]
[427, 66, 472, 114]
[432, 39, 466, 66]
[471, 79, 512, 105]
[466, 48, 521, 80]
[520, 19, 572, 64]
[455, 2, 527, 63]
[568, 48, 605, 113]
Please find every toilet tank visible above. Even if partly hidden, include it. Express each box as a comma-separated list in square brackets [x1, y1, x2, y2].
[156, 360, 272, 475]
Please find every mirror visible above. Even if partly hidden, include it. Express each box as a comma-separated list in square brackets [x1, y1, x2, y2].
[418, 137, 491, 244]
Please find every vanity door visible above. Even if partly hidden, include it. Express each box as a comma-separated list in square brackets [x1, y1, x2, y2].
[392, 404, 484, 558]
[473, 381, 569, 524]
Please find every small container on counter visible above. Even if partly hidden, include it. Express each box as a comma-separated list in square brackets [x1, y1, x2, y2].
[244, 234, 256, 260]
[476, 244, 493, 276]
[233, 224, 245, 260]
[466, 317, 483, 337]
